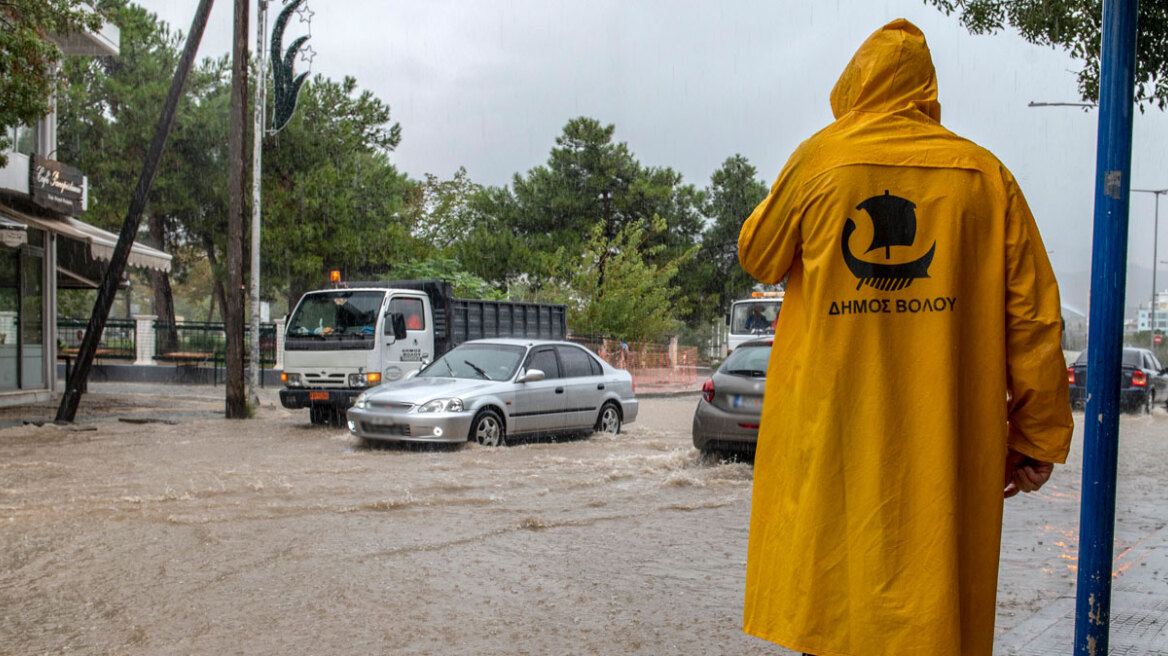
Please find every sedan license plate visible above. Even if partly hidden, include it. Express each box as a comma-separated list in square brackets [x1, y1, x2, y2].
[732, 394, 762, 410]
[309, 391, 329, 401]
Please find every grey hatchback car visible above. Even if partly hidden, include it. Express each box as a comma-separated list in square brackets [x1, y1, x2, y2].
[346, 339, 638, 446]
[692, 339, 771, 456]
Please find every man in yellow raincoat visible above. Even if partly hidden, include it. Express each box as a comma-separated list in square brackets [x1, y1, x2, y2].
[738, 19, 1073, 656]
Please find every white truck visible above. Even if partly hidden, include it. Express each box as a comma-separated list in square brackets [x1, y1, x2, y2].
[279, 279, 568, 426]
[727, 291, 784, 353]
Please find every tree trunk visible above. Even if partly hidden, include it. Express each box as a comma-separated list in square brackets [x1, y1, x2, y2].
[224, 0, 248, 419]
[147, 213, 178, 353]
[202, 234, 225, 323]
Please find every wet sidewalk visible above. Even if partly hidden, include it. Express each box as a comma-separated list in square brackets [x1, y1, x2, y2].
[995, 522, 1168, 655]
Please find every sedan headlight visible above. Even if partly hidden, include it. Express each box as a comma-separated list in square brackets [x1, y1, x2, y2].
[417, 398, 464, 413]
[353, 392, 369, 410]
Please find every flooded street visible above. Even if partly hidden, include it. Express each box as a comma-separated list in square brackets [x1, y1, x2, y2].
[1, 385, 1165, 655]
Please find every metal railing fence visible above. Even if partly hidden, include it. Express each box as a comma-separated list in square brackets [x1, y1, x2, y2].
[566, 335, 700, 389]
[152, 321, 278, 369]
[56, 318, 136, 360]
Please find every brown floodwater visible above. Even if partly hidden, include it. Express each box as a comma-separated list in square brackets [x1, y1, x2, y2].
[0, 384, 1163, 655]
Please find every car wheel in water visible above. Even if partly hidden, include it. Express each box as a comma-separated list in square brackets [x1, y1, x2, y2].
[1147, 391, 1155, 415]
[595, 402, 621, 435]
[470, 409, 506, 447]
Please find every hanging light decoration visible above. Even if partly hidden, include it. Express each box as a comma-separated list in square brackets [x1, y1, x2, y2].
[270, 0, 312, 134]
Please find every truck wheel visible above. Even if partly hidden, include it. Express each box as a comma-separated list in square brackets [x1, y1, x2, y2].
[330, 407, 347, 428]
[595, 402, 622, 435]
[309, 406, 328, 425]
[470, 409, 505, 447]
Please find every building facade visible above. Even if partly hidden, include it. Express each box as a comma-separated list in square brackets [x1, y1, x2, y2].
[1135, 290, 1168, 334]
[0, 17, 171, 406]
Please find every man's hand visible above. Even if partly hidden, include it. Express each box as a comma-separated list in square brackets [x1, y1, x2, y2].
[1004, 449, 1054, 499]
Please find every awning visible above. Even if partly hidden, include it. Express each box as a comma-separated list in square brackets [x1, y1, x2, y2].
[0, 204, 171, 273]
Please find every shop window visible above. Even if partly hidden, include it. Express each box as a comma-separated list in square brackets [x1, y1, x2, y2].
[0, 229, 44, 390]
[4, 124, 37, 156]
[20, 231, 44, 388]
[0, 243, 16, 390]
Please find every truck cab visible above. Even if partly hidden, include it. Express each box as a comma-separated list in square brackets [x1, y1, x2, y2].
[280, 287, 435, 425]
[727, 292, 784, 353]
[279, 279, 569, 427]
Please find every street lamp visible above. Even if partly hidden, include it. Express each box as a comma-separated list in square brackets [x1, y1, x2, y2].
[1132, 188, 1166, 348]
[1027, 101, 1097, 108]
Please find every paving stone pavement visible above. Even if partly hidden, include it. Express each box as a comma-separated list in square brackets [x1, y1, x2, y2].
[996, 523, 1168, 655]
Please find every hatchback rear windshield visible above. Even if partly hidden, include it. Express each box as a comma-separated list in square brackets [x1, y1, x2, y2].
[1074, 350, 1142, 367]
[720, 343, 772, 377]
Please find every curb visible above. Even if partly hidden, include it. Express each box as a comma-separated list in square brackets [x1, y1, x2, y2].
[636, 389, 700, 399]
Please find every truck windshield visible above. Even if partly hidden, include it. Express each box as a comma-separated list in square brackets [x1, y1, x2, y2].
[731, 301, 780, 335]
[287, 291, 385, 337]
[418, 343, 526, 381]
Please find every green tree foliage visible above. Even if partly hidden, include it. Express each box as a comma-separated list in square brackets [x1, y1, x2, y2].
[404, 167, 483, 252]
[540, 217, 693, 342]
[682, 154, 769, 323]
[928, 0, 1168, 109]
[59, 3, 228, 236]
[384, 256, 505, 300]
[469, 117, 702, 301]
[59, 5, 417, 316]
[263, 75, 417, 306]
[57, 2, 229, 328]
[0, 0, 104, 165]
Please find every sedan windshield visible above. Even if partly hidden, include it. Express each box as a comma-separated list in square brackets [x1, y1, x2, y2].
[418, 344, 526, 381]
[720, 343, 772, 377]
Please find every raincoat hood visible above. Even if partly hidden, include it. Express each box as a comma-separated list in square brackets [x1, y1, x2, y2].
[830, 19, 941, 122]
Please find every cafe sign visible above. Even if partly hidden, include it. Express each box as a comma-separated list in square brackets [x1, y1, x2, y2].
[30, 154, 85, 216]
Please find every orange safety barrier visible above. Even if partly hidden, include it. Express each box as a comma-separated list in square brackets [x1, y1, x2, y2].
[567, 336, 701, 391]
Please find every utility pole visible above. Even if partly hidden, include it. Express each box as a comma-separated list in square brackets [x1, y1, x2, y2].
[249, 0, 268, 405]
[225, 0, 249, 419]
[1132, 188, 1166, 348]
[1076, 1, 1138, 654]
[56, 0, 215, 423]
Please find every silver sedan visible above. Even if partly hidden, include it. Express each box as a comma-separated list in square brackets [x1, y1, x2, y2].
[692, 339, 771, 456]
[346, 339, 638, 446]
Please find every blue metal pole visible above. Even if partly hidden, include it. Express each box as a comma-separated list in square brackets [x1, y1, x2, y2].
[1075, 1, 1139, 654]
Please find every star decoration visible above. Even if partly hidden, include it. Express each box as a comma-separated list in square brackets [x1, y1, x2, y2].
[296, 4, 314, 25]
[299, 44, 317, 66]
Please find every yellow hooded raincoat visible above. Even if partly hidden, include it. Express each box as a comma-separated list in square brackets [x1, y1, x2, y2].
[739, 20, 1073, 656]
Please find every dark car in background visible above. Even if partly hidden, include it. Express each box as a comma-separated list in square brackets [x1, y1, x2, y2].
[692, 339, 771, 457]
[1068, 347, 1168, 413]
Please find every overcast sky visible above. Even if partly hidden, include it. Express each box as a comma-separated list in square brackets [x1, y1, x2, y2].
[135, 0, 1168, 311]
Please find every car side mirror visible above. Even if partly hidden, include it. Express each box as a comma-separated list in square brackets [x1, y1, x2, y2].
[384, 312, 407, 340]
[517, 368, 545, 383]
[404, 368, 419, 380]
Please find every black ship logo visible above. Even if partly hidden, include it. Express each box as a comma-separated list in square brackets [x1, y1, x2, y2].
[841, 190, 935, 291]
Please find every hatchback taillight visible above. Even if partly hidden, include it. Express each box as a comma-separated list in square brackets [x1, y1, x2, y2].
[1132, 370, 1147, 387]
[1067, 367, 1075, 384]
[701, 378, 715, 403]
